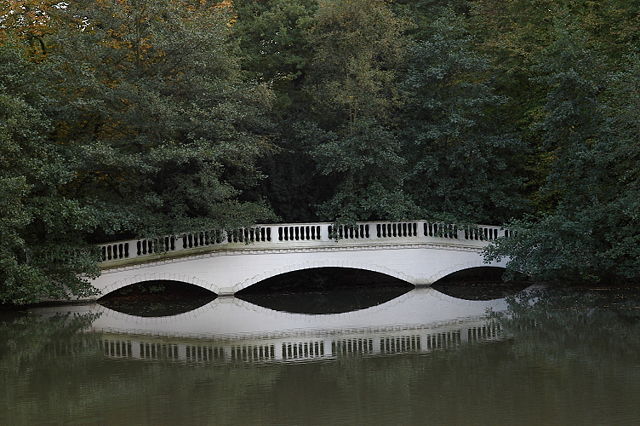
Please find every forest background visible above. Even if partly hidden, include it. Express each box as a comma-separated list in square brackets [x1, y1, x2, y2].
[1, 0, 638, 304]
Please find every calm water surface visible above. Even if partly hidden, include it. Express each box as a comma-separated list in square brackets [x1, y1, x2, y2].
[1, 286, 640, 425]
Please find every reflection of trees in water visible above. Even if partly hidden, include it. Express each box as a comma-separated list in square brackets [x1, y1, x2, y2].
[0, 312, 101, 367]
[0, 312, 103, 423]
[496, 287, 640, 363]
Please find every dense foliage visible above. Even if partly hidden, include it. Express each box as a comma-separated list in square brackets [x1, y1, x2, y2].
[1, 0, 274, 302]
[1, 0, 639, 302]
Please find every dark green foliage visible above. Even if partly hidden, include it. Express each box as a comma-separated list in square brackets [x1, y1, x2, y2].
[303, 0, 416, 221]
[485, 31, 640, 283]
[0, 44, 100, 303]
[400, 10, 528, 223]
[233, 0, 322, 221]
[233, 0, 317, 112]
[0, 1, 276, 303]
[2, 0, 640, 303]
[45, 0, 275, 237]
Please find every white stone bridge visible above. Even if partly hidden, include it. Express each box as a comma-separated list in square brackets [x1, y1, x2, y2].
[94, 220, 509, 297]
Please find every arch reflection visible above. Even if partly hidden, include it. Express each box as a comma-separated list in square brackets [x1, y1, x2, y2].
[237, 267, 412, 314]
[31, 287, 511, 365]
[431, 267, 529, 300]
[98, 280, 216, 317]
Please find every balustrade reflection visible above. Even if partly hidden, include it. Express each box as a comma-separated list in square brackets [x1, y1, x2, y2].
[30, 287, 514, 366]
[97, 321, 504, 364]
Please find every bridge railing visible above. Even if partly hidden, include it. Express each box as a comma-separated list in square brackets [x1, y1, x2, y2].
[98, 220, 508, 263]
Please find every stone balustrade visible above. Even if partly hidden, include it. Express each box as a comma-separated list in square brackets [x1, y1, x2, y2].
[98, 220, 507, 264]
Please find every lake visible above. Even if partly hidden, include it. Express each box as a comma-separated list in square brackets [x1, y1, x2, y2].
[1, 284, 639, 425]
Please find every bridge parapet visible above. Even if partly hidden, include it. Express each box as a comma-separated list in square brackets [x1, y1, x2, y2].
[98, 220, 507, 266]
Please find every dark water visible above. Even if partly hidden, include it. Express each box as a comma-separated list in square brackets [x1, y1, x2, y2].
[1, 285, 640, 425]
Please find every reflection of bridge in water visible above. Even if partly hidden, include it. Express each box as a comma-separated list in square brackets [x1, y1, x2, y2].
[100, 320, 503, 364]
[35, 288, 510, 364]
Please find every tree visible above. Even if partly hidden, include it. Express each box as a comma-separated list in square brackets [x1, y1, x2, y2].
[0, 43, 100, 303]
[40, 0, 275, 237]
[400, 9, 527, 224]
[233, 0, 321, 221]
[0, 1, 276, 303]
[485, 30, 640, 283]
[303, 0, 416, 221]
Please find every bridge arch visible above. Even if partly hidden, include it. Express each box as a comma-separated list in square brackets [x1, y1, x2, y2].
[98, 272, 215, 297]
[423, 261, 507, 286]
[229, 260, 415, 294]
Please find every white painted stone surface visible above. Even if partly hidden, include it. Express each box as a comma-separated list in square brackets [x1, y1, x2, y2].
[91, 220, 507, 297]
